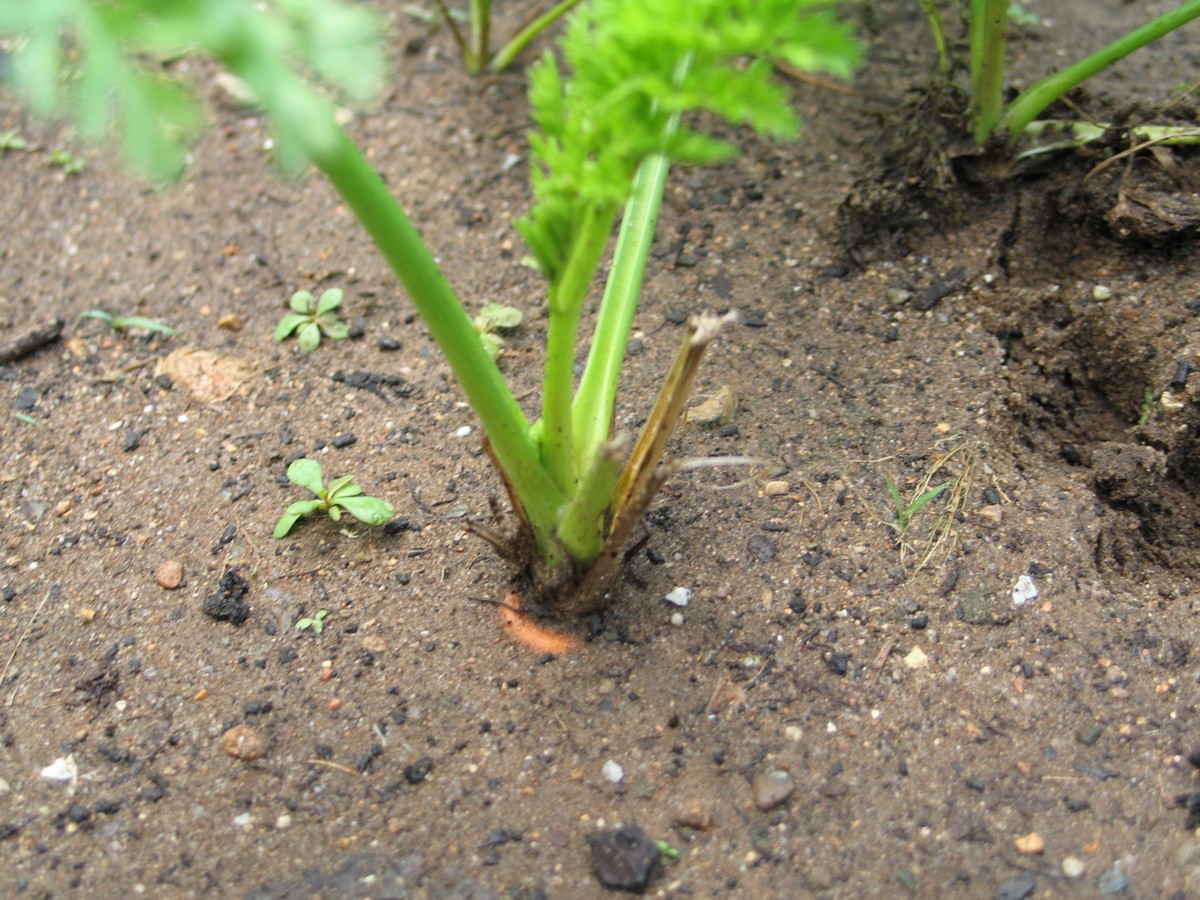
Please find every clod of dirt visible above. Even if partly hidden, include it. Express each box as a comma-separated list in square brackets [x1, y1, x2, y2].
[956, 585, 1013, 626]
[222, 725, 265, 761]
[155, 560, 184, 589]
[157, 348, 258, 403]
[203, 568, 251, 626]
[587, 824, 659, 893]
[1091, 441, 1167, 509]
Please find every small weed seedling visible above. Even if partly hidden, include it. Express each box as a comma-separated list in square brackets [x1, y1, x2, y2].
[886, 477, 950, 541]
[273, 458, 394, 538]
[1138, 388, 1157, 426]
[274, 288, 350, 352]
[295, 609, 328, 634]
[79, 309, 180, 337]
[48, 148, 85, 174]
[474, 303, 523, 360]
[4, 0, 859, 617]
[0, 130, 28, 151]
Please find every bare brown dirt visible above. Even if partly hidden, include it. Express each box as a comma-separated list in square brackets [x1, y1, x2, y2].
[3, 2, 1200, 897]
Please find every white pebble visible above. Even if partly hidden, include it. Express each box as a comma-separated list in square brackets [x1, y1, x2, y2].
[455, 425, 473, 437]
[40, 756, 78, 786]
[601, 760, 624, 784]
[1012, 575, 1038, 605]
[664, 586, 691, 607]
[1062, 856, 1085, 878]
[670, 612, 684, 627]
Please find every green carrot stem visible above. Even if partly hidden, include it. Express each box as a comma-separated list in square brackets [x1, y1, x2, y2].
[971, 0, 1008, 143]
[571, 151, 670, 473]
[468, 0, 490, 74]
[555, 435, 628, 564]
[916, 0, 949, 76]
[540, 204, 617, 492]
[998, 0, 1200, 141]
[488, 0, 583, 73]
[310, 129, 566, 546]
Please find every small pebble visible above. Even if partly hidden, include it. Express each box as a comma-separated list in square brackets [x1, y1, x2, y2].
[155, 560, 184, 589]
[222, 725, 265, 760]
[664, 586, 691, 607]
[588, 824, 659, 892]
[673, 799, 713, 830]
[275, 814, 292, 830]
[1061, 856, 1085, 878]
[995, 872, 1036, 900]
[602, 760, 624, 784]
[1092, 284, 1113, 301]
[764, 480, 789, 496]
[217, 312, 244, 331]
[686, 386, 736, 427]
[752, 766, 794, 811]
[904, 646, 928, 669]
[670, 612, 684, 627]
[1014, 832, 1045, 855]
[975, 504, 1003, 527]
[1097, 866, 1128, 896]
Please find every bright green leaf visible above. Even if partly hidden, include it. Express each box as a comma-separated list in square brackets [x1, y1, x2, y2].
[273, 498, 325, 538]
[286, 457, 326, 495]
[319, 320, 350, 341]
[476, 303, 523, 332]
[316, 287, 343, 315]
[479, 332, 504, 360]
[325, 474, 359, 498]
[274, 312, 308, 341]
[112, 315, 179, 336]
[290, 290, 315, 314]
[297, 321, 321, 352]
[336, 494, 394, 526]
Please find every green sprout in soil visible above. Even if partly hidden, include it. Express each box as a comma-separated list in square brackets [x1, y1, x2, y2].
[274, 288, 350, 353]
[13, 412, 43, 427]
[273, 458, 394, 539]
[917, 0, 1200, 151]
[656, 840, 680, 860]
[295, 609, 328, 634]
[1138, 388, 1157, 426]
[0, 130, 28, 151]
[48, 148, 85, 174]
[2, 0, 859, 617]
[79, 309, 180, 337]
[886, 477, 950, 541]
[474, 303, 523, 360]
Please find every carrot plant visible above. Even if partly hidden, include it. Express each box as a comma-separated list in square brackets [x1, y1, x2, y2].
[920, 0, 1200, 147]
[424, 0, 584, 75]
[1, 0, 858, 615]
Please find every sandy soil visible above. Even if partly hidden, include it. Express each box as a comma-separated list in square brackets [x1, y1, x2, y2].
[3, 1, 1200, 897]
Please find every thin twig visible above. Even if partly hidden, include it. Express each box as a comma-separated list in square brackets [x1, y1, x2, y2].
[0, 318, 64, 364]
[305, 758, 363, 777]
[3, 583, 60, 706]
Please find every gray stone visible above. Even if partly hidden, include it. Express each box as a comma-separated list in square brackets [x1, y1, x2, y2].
[752, 767, 795, 811]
